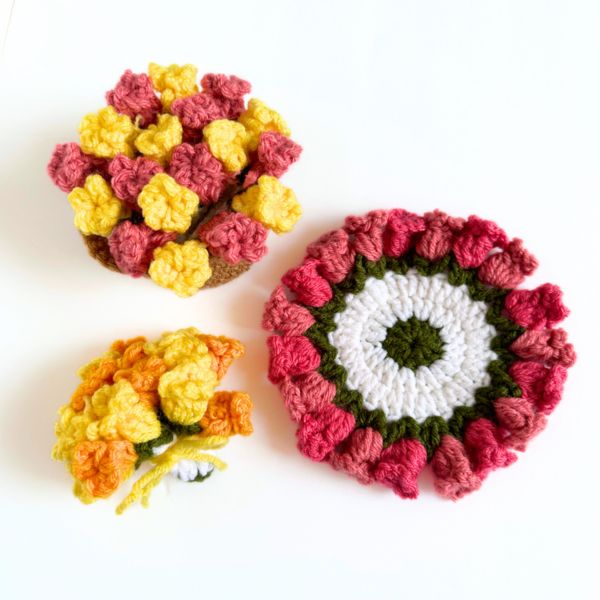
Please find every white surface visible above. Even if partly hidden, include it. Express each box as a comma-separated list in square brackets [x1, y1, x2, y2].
[0, 1, 598, 599]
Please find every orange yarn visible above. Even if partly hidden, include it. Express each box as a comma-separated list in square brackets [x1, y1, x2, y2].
[199, 334, 245, 379]
[71, 440, 137, 499]
[200, 391, 253, 437]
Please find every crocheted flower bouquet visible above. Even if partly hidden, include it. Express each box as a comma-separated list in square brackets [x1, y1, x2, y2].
[264, 210, 575, 499]
[53, 328, 253, 513]
[48, 63, 302, 296]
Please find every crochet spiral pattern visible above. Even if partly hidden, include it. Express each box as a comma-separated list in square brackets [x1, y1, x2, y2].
[52, 328, 253, 513]
[264, 210, 576, 499]
[48, 63, 302, 296]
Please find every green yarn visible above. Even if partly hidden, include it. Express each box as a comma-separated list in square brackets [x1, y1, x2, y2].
[134, 422, 174, 468]
[304, 251, 524, 458]
[382, 316, 445, 371]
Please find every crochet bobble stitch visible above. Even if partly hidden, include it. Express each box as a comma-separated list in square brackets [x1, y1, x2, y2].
[48, 62, 303, 297]
[53, 328, 253, 513]
[264, 209, 576, 500]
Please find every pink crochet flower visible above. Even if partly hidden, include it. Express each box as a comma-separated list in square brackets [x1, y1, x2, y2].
[106, 70, 161, 127]
[244, 132, 303, 187]
[201, 73, 251, 120]
[108, 155, 163, 210]
[47, 143, 96, 192]
[453, 215, 508, 268]
[198, 211, 268, 264]
[108, 221, 176, 277]
[168, 143, 230, 204]
[170, 93, 223, 130]
[383, 209, 426, 256]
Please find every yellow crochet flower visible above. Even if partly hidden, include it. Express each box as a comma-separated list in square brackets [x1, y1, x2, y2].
[79, 106, 137, 158]
[203, 119, 249, 172]
[68, 174, 129, 236]
[148, 240, 212, 297]
[86, 380, 161, 444]
[148, 62, 198, 109]
[52, 405, 93, 463]
[145, 327, 210, 368]
[238, 98, 291, 151]
[137, 173, 199, 233]
[134, 114, 182, 164]
[232, 175, 301, 234]
[158, 354, 218, 425]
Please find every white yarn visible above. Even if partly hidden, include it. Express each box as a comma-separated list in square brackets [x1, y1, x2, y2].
[153, 444, 214, 481]
[328, 269, 497, 423]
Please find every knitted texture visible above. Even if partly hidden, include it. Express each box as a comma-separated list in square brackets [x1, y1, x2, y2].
[53, 328, 252, 513]
[47, 62, 303, 295]
[264, 209, 576, 500]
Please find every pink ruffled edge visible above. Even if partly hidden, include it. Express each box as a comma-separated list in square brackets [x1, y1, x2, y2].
[263, 208, 576, 500]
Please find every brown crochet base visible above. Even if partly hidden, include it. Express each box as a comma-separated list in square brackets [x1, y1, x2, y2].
[81, 234, 251, 289]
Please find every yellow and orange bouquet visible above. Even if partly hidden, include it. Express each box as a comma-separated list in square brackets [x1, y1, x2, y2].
[52, 328, 252, 513]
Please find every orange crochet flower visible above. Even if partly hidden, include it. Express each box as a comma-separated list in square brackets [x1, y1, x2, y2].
[199, 334, 245, 379]
[71, 440, 137, 499]
[200, 391, 253, 437]
[113, 355, 168, 407]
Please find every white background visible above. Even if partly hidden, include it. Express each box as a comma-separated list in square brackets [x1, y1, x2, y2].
[1, 1, 598, 598]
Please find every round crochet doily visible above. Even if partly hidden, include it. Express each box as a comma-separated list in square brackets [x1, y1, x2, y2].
[264, 209, 576, 499]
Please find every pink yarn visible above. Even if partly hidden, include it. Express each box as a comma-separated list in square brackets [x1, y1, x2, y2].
[453, 216, 508, 269]
[344, 210, 388, 261]
[329, 428, 383, 484]
[201, 73, 251, 120]
[244, 132, 303, 187]
[170, 93, 224, 130]
[267, 335, 321, 383]
[463, 418, 517, 479]
[373, 438, 427, 499]
[108, 154, 163, 210]
[494, 397, 547, 451]
[198, 211, 267, 264]
[108, 221, 176, 277]
[306, 229, 356, 284]
[504, 283, 569, 330]
[262, 285, 315, 335]
[297, 404, 355, 461]
[282, 258, 333, 307]
[431, 435, 482, 500]
[278, 372, 336, 423]
[168, 143, 230, 204]
[105, 70, 161, 127]
[510, 328, 576, 367]
[509, 361, 568, 415]
[477, 238, 538, 288]
[415, 210, 465, 261]
[383, 209, 426, 257]
[47, 143, 95, 192]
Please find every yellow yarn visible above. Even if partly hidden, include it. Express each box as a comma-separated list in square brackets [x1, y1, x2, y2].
[137, 173, 199, 233]
[158, 356, 218, 425]
[232, 175, 301, 234]
[79, 106, 137, 158]
[203, 119, 249, 172]
[68, 174, 129, 236]
[144, 327, 209, 368]
[134, 114, 183, 164]
[148, 62, 198, 109]
[148, 240, 212, 297]
[116, 435, 228, 514]
[52, 405, 93, 462]
[86, 380, 161, 444]
[238, 98, 291, 151]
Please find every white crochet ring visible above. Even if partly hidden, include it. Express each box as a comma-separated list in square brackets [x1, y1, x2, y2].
[329, 270, 497, 423]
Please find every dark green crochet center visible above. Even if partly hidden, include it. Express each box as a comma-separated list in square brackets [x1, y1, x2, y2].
[304, 251, 524, 459]
[382, 316, 445, 370]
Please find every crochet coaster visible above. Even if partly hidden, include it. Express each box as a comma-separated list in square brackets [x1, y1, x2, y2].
[53, 328, 253, 513]
[48, 62, 302, 297]
[264, 210, 575, 499]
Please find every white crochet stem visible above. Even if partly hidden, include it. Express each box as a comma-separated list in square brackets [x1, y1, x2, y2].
[329, 270, 497, 423]
[152, 444, 214, 481]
